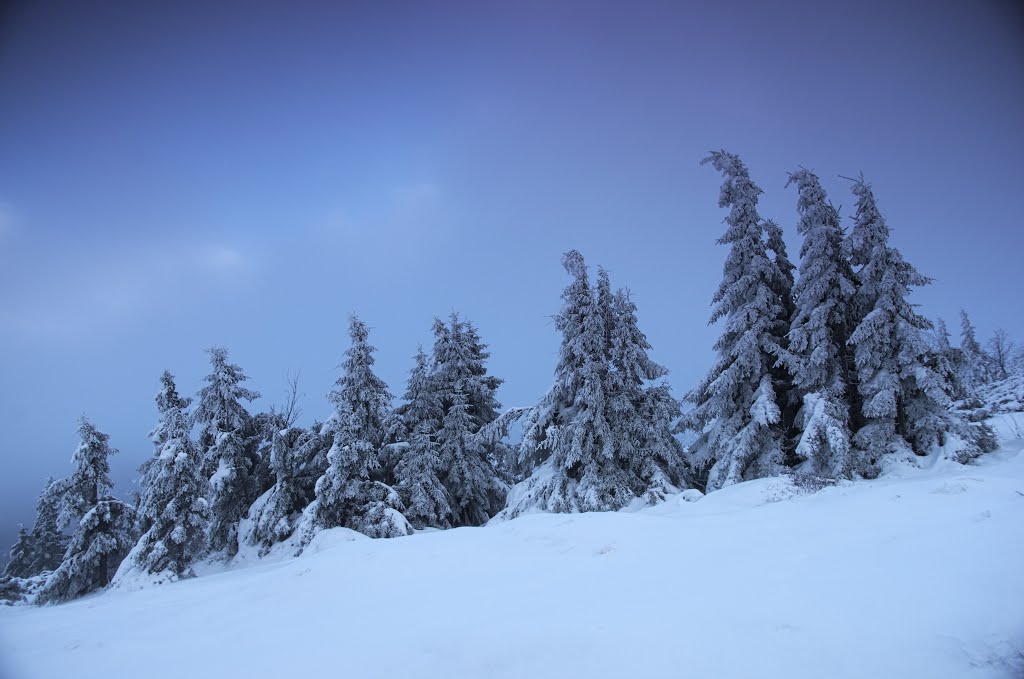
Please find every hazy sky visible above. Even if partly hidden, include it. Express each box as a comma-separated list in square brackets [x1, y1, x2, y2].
[1, 0, 1022, 553]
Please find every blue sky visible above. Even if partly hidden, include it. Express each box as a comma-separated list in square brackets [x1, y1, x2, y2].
[1, 0, 1022, 550]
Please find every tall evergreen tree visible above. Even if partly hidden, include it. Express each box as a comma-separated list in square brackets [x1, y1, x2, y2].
[393, 348, 438, 438]
[193, 347, 260, 557]
[931, 318, 970, 401]
[846, 177, 975, 467]
[504, 251, 684, 516]
[3, 477, 68, 579]
[764, 219, 796, 321]
[682, 151, 789, 492]
[429, 315, 508, 524]
[38, 419, 136, 603]
[128, 372, 209, 577]
[308, 316, 410, 540]
[393, 316, 509, 528]
[436, 386, 503, 526]
[763, 219, 800, 457]
[783, 169, 856, 478]
[958, 309, 991, 387]
[137, 371, 191, 532]
[606, 287, 686, 498]
[512, 249, 620, 512]
[4, 528, 33, 579]
[393, 348, 450, 528]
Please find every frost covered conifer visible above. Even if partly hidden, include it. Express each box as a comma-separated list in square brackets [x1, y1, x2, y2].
[308, 316, 410, 540]
[137, 371, 190, 530]
[682, 152, 789, 492]
[429, 315, 507, 524]
[846, 177, 975, 467]
[511, 250, 619, 512]
[930, 318, 971, 402]
[764, 219, 796, 321]
[606, 287, 686, 499]
[783, 169, 856, 478]
[3, 478, 68, 579]
[432, 316, 505, 427]
[393, 348, 450, 527]
[393, 316, 508, 528]
[763, 219, 800, 454]
[504, 251, 683, 516]
[437, 387, 504, 526]
[394, 426, 449, 529]
[958, 309, 1001, 389]
[4, 528, 33, 580]
[193, 347, 260, 557]
[393, 348, 438, 438]
[38, 419, 136, 603]
[128, 372, 209, 577]
[246, 425, 322, 553]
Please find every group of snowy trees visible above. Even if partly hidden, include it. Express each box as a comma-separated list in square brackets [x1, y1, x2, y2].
[683, 152, 1000, 492]
[5, 420, 137, 603]
[4, 151, 1018, 605]
[504, 251, 686, 516]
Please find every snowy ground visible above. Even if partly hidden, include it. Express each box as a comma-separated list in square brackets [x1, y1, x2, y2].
[2, 423, 1023, 679]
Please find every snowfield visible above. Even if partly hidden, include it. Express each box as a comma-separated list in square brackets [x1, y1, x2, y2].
[2, 431, 1023, 678]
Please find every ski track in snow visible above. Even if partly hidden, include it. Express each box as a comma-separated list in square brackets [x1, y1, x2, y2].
[2, 444, 1023, 679]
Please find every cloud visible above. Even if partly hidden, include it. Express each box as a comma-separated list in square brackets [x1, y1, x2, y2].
[314, 181, 446, 247]
[0, 239, 253, 340]
[197, 245, 246, 273]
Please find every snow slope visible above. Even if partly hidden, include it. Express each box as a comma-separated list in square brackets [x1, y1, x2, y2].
[2, 434, 1023, 678]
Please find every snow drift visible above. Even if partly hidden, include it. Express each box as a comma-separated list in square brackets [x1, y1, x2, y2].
[2, 424, 1023, 679]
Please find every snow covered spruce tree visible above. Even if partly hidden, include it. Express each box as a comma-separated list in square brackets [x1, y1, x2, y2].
[435, 386, 501, 525]
[959, 309, 992, 387]
[305, 315, 410, 541]
[193, 347, 261, 557]
[3, 477, 68, 579]
[605, 284, 686, 501]
[764, 219, 796, 323]
[510, 250, 617, 513]
[930, 318, 971, 402]
[394, 425, 449, 529]
[136, 371, 190, 532]
[428, 315, 508, 525]
[37, 419, 136, 604]
[246, 425, 324, 554]
[846, 176, 977, 467]
[503, 250, 684, 516]
[125, 372, 209, 578]
[392, 315, 509, 529]
[782, 169, 857, 479]
[681, 151, 791, 492]
[4, 529, 34, 581]
[763, 219, 801, 457]
[392, 348, 450, 527]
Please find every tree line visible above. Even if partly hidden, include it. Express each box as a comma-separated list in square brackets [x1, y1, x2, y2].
[2, 151, 1018, 605]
